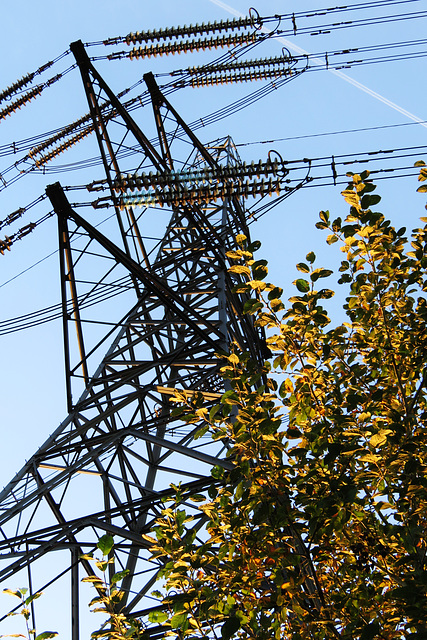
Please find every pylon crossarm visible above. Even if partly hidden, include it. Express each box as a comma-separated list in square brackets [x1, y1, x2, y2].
[47, 182, 224, 350]
[71, 40, 166, 172]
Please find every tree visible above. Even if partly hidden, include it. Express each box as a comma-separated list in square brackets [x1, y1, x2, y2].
[81, 535, 147, 640]
[147, 166, 427, 639]
[3, 167, 427, 639]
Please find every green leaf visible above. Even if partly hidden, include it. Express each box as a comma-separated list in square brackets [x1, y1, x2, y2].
[221, 390, 240, 405]
[362, 182, 376, 193]
[306, 251, 316, 263]
[315, 221, 329, 230]
[332, 217, 342, 231]
[148, 610, 168, 624]
[311, 268, 333, 282]
[110, 570, 130, 585]
[361, 621, 380, 640]
[25, 592, 42, 606]
[170, 611, 188, 629]
[221, 616, 240, 639]
[243, 299, 263, 315]
[34, 633, 58, 640]
[209, 404, 221, 422]
[295, 279, 310, 292]
[296, 262, 310, 273]
[267, 286, 283, 300]
[97, 534, 114, 556]
[361, 193, 381, 208]
[319, 288, 334, 299]
[249, 240, 261, 252]
[189, 494, 206, 502]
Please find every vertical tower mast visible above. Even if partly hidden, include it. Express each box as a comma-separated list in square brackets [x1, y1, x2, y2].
[0, 44, 268, 638]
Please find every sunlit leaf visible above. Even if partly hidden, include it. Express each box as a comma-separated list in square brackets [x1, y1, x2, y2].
[294, 279, 310, 292]
[296, 262, 310, 273]
[96, 534, 114, 556]
[110, 570, 130, 585]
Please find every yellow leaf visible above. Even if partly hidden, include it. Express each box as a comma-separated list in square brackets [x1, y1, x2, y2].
[360, 454, 381, 463]
[81, 576, 105, 583]
[228, 265, 250, 276]
[370, 429, 392, 448]
[341, 189, 361, 210]
[248, 280, 266, 290]
[141, 533, 157, 545]
[283, 378, 293, 393]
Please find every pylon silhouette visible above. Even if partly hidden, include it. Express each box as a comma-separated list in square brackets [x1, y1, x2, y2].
[0, 41, 277, 638]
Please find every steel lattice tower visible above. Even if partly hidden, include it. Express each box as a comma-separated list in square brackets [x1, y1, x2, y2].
[0, 41, 275, 638]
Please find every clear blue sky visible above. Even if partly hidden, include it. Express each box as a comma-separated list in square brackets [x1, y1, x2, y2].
[0, 0, 425, 635]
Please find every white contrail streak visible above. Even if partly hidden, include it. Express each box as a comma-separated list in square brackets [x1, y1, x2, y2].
[207, 0, 427, 128]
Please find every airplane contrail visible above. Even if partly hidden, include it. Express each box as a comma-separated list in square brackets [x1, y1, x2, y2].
[207, 0, 427, 128]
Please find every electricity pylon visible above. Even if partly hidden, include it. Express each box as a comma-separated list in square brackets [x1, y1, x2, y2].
[0, 41, 287, 638]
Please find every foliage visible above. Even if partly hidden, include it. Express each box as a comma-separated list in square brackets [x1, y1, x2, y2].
[81, 535, 147, 639]
[0, 588, 57, 640]
[147, 168, 427, 638]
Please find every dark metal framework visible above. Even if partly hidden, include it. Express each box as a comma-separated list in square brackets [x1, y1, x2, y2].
[0, 41, 269, 638]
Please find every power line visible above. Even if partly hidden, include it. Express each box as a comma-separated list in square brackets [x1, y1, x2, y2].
[236, 120, 427, 147]
[1, 141, 424, 304]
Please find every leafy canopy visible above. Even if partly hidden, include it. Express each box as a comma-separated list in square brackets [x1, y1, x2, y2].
[148, 167, 427, 639]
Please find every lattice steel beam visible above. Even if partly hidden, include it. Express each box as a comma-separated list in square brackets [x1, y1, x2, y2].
[0, 43, 270, 638]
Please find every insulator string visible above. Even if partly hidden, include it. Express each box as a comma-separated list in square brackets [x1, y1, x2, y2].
[0, 65, 75, 122]
[95, 0, 424, 48]
[0, 50, 69, 105]
[0, 195, 46, 232]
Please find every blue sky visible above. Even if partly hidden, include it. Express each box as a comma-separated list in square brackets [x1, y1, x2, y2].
[0, 0, 425, 635]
